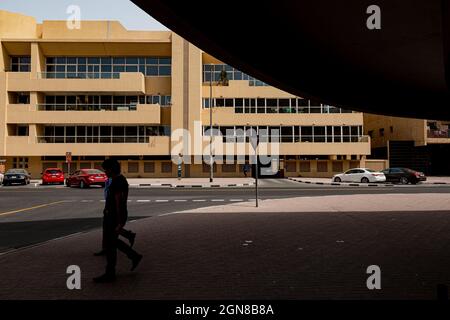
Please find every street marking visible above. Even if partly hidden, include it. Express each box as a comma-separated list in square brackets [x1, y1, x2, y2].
[158, 212, 179, 217]
[81, 200, 93, 203]
[137, 200, 151, 203]
[0, 201, 67, 217]
[193, 200, 206, 202]
[155, 200, 169, 203]
[230, 199, 244, 202]
[174, 200, 188, 202]
[211, 199, 225, 202]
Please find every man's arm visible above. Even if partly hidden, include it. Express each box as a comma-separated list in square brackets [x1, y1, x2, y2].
[115, 191, 125, 231]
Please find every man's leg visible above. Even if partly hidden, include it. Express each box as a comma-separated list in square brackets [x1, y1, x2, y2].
[94, 216, 107, 256]
[93, 223, 117, 282]
[116, 238, 143, 271]
[119, 228, 136, 247]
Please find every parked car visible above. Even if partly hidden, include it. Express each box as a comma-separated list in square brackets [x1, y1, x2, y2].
[2, 169, 31, 186]
[0, 172, 3, 184]
[332, 168, 386, 183]
[66, 169, 108, 188]
[381, 167, 427, 185]
[42, 168, 65, 185]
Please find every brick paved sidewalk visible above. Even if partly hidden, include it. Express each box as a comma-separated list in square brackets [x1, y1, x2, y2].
[1, 204, 450, 300]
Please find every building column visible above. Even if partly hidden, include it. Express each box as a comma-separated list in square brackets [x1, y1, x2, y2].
[30, 42, 44, 79]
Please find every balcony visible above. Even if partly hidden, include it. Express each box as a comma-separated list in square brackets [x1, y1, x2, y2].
[7, 104, 161, 124]
[7, 72, 145, 94]
[4, 135, 170, 156]
[199, 136, 371, 156]
[202, 80, 292, 98]
[427, 129, 450, 144]
[427, 122, 450, 144]
[201, 108, 363, 126]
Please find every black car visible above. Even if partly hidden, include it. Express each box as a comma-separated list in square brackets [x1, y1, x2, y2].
[381, 168, 427, 185]
[2, 169, 31, 186]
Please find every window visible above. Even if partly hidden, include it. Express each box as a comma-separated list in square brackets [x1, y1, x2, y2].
[10, 56, 31, 72]
[301, 127, 313, 142]
[40, 125, 169, 144]
[161, 162, 173, 173]
[314, 127, 326, 143]
[285, 162, 297, 173]
[17, 126, 29, 137]
[317, 161, 328, 173]
[332, 161, 343, 172]
[299, 161, 311, 172]
[144, 162, 155, 173]
[15, 93, 30, 104]
[128, 162, 139, 173]
[203, 64, 268, 86]
[46, 56, 171, 78]
[266, 99, 278, 113]
[379, 128, 385, 137]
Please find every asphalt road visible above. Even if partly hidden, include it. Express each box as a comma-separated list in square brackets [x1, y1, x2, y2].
[1, 179, 450, 254]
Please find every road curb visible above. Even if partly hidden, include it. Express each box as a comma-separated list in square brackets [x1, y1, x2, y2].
[287, 177, 394, 187]
[129, 182, 255, 189]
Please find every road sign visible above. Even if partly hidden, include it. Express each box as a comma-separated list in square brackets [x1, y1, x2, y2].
[66, 152, 72, 163]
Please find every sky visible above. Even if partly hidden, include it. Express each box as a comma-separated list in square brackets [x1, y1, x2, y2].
[0, 0, 168, 30]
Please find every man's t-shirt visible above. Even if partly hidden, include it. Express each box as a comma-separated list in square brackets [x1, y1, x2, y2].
[105, 174, 129, 224]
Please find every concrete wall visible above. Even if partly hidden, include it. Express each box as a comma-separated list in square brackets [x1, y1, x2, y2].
[364, 114, 427, 148]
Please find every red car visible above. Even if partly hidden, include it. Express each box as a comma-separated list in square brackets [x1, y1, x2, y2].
[66, 169, 108, 188]
[42, 168, 65, 185]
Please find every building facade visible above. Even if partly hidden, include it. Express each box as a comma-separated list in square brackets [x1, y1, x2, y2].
[364, 114, 450, 175]
[0, 10, 371, 179]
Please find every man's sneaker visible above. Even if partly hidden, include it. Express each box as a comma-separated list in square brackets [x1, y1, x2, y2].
[93, 273, 116, 283]
[129, 232, 136, 247]
[93, 249, 107, 257]
[131, 254, 143, 271]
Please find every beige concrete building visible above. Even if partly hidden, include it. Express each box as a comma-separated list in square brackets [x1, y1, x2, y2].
[0, 10, 372, 179]
[364, 114, 450, 175]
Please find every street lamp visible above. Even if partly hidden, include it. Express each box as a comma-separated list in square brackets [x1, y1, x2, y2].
[209, 64, 229, 183]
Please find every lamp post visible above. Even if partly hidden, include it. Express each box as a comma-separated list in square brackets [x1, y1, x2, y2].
[209, 64, 214, 182]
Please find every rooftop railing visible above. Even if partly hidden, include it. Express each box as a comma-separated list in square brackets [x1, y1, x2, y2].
[37, 136, 151, 144]
[427, 129, 450, 138]
[203, 134, 370, 143]
[37, 104, 139, 111]
[38, 72, 121, 79]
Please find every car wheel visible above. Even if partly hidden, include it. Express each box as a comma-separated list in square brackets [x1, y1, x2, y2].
[80, 180, 85, 189]
[400, 177, 409, 185]
[361, 177, 370, 183]
[65, 180, 70, 187]
[334, 177, 342, 183]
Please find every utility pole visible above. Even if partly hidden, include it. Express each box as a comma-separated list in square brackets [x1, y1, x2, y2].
[250, 132, 259, 208]
[209, 64, 213, 183]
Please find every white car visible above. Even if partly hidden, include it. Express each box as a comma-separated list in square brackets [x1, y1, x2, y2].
[332, 168, 386, 183]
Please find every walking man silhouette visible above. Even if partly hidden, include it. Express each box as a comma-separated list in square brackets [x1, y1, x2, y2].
[94, 176, 136, 256]
[93, 159, 143, 283]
